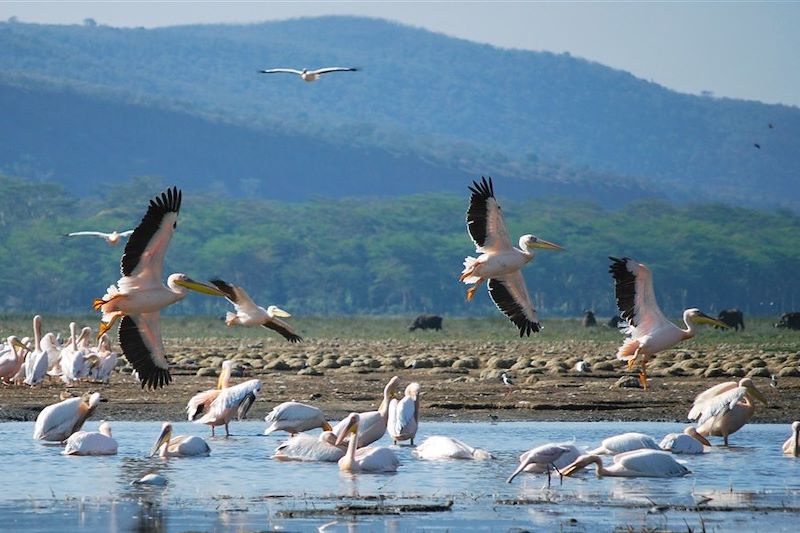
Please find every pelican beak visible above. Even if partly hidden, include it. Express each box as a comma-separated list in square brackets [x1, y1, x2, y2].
[150, 426, 171, 457]
[237, 392, 257, 421]
[746, 383, 768, 405]
[322, 421, 333, 432]
[561, 455, 592, 478]
[694, 432, 711, 446]
[506, 460, 530, 483]
[530, 238, 564, 251]
[11, 338, 29, 351]
[335, 417, 358, 447]
[175, 277, 226, 297]
[693, 312, 729, 329]
[216, 366, 230, 389]
[269, 306, 292, 318]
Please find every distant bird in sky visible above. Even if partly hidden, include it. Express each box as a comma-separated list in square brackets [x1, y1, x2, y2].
[768, 123, 774, 129]
[461, 177, 564, 336]
[753, 143, 761, 149]
[65, 230, 134, 246]
[258, 67, 358, 82]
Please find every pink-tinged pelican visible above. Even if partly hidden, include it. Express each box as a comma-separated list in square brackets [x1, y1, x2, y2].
[93, 187, 224, 389]
[507, 443, 579, 486]
[687, 378, 767, 445]
[387, 382, 420, 445]
[332, 376, 400, 448]
[274, 432, 345, 462]
[264, 401, 332, 436]
[150, 422, 210, 457]
[588, 432, 660, 455]
[608, 257, 729, 388]
[335, 413, 399, 473]
[414, 436, 494, 460]
[0, 336, 27, 382]
[23, 315, 49, 386]
[63, 421, 118, 456]
[209, 278, 302, 342]
[512, 443, 581, 478]
[195, 379, 261, 436]
[66, 229, 134, 246]
[186, 361, 233, 421]
[460, 177, 564, 336]
[259, 66, 358, 82]
[783, 421, 800, 457]
[562, 449, 690, 478]
[659, 427, 710, 454]
[33, 392, 101, 442]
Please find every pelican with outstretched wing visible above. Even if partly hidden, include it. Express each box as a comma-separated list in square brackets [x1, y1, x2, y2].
[460, 177, 564, 336]
[259, 66, 358, 82]
[93, 187, 224, 389]
[66, 230, 134, 246]
[688, 378, 767, 445]
[609, 256, 729, 388]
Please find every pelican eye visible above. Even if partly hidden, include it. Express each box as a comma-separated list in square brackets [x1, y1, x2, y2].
[173, 222, 177, 229]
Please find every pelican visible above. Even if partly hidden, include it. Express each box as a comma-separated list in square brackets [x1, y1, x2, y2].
[150, 422, 210, 457]
[783, 421, 800, 457]
[274, 432, 345, 462]
[66, 229, 134, 246]
[414, 436, 494, 460]
[589, 432, 661, 455]
[209, 278, 302, 342]
[460, 177, 564, 336]
[186, 360, 233, 421]
[0, 336, 27, 382]
[687, 378, 767, 445]
[660, 427, 710, 454]
[23, 315, 48, 386]
[387, 382, 420, 445]
[63, 421, 118, 455]
[332, 376, 400, 448]
[609, 257, 729, 388]
[259, 66, 358, 82]
[513, 443, 581, 476]
[86, 334, 118, 383]
[562, 449, 690, 478]
[195, 378, 261, 436]
[132, 473, 168, 485]
[506, 443, 578, 485]
[93, 187, 224, 389]
[264, 401, 332, 436]
[60, 325, 91, 385]
[335, 413, 400, 473]
[33, 392, 101, 442]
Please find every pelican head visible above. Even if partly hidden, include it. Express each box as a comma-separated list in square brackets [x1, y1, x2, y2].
[8, 336, 28, 353]
[150, 422, 173, 457]
[267, 305, 292, 318]
[561, 454, 604, 478]
[319, 431, 338, 445]
[99, 421, 112, 437]
[685, 308, 729, 329]
[683, 426, 711, 446]
[739, 378, 768, 405]
[519, 234, 564, 252]
[335, 413, 360, 447]
[168, 274, 226, 296]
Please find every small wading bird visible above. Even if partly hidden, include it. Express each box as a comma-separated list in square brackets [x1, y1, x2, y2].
[461, 177, 564, 336]
[65, 229, 134, 246]
[264, 401, 332, 436]
[783, 421, 800, 457]
[151, 422, 210, 458]
[259, 66, 358, 82]
[209, 278, 302, 343]
[387, 382, 420, 445]
[335, 413, 400, 473]
[608, 257, 729, 388]
[413, 436, 494, 460]
[33, 392, 101, 442]
[63, 421, 118, 456]
[506, 443, 579, 486]
[687, 378, 767, 445]
[93, 187, 224, 389]
[561, 449, 690, 478]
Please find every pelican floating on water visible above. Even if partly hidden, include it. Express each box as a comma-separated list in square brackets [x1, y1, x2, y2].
[461, 177, 563, 336]
[588, 432, 661, 455]
[93, 187, 224, 389]
[264, 401, 332, 436]
[63, 421, 118, 455]
[332, 376, 400, 448]
[274, 432, 345, 462]
[506, 443, 579, 485]
[609, 256, 729, 388]
[259, 66, 358, 82]
[414, 436, 494, 460]
[688, 378, 767, 445]
[150, 422, 210, 457]
[65, 229, 134, 246]
[186, 360, 233, 421]
[335, 413, 400, 473]
[562, 449, 690, 478]
[783, 421, 800, 457]
[387, 382, 420, 445]
[33, 392, 101, 442]
[659, 427, 710, 454]
[195, 379, 261, 436]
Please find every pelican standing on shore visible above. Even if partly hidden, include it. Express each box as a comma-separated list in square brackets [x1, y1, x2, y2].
[264, 401, 332, 436]
[33, 392, 101, 442]
[23, 315, 48, 386]
[65, 229, 134, 246]
[0, 336, 27, 382]
[151, 422, 210, 457]
[259, 66, 358, 82]
[687, 378, 767, 445]
[335, 413, 399, 473]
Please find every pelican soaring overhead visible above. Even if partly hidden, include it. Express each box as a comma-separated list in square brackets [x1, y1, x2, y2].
[209, 278, 302, 343]
[461, 177, 563, 336]
[687, 378, 767, 445]
[93, 187, 224, 389]
[259, 66, 358, 82]
[65, 230, 134, 246]
[609, 256, 729, 388]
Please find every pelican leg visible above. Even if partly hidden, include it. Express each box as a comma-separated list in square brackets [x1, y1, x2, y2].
[723, 434, 729, 446]
[410, 437, 414, 446]
[639, 358, 648, 390]
[211, 426, 216, 437]
[225, 423, 230, 437]
[466, 279, 485, 302]
[551, 463, 564, 485]
[97, 313, 123, 339]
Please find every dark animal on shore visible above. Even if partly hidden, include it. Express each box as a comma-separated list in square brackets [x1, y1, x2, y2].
[409, 314, 443, 332]
[582, 310, 597, 328]
[607, 315, 623, 328]
[716, 308, 745, 331]
[775, 312, 800, 330]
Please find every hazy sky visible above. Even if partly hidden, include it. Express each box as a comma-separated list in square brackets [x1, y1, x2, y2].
[2, 1, 798, 107]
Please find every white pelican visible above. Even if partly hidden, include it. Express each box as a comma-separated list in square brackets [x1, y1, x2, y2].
[332, 376, 400, 448]
[335, 413, 399, 473]
[659, 427, 710, 454]
[150, 422, 210, 457]
[274, 432, 345, 462]
[687, 378, 767, 445]
[33, 392, 101, 442]
[0, 336, 27, 382]
[132, 473, 168, 485]
[514, 443, 581, 476]
[588, 432, 660, 455]
[23, 315, 48, 386]
[63, 421, 118, 456]
[506, 443, 578, 485]
[93, 187, 224, 389]
[414, 436, 494, 460]
[60, 325, 91, 385]
[209, 278, 302, 342]
[387, 382, 420, 445]
[460, 177, 564, 336]
[783, 421, 799, 457]
[264, 401, 332, 436]
[86, 333, 118, 383]
[609, 257, 729, 388]
[562, 449, 690, 478]
[66, 229, 134, 245]
[259, 66, 358, 82]
[195, 378, 261, 436]
[186, 360, 233, 421]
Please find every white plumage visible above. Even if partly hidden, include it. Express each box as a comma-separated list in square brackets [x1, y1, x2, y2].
[588, 432, 660, 455]
[33, 392, 101, 442]
[506, 443, 579, 484]
[562, 449, 690, 478]
[335, 413, 399, 473]
[387, 382, 420, 445]
[414, 436, 494, 460]
[196, 378, 261, 436]
[688, 378, 767, 445]
[63, 421, 118, 456]
[150, 422, 210, 457]
[273, 432, 345, 462]
[264, 401, 331, 435]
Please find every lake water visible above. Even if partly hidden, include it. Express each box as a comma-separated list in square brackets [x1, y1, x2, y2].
[1, 420, 798, 531]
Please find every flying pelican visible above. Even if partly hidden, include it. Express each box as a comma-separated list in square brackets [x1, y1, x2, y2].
[150, 422, 210, 457]
[783, 421, 800, 457]
[0, 336, 27, 382]
[609, 256, 729, 388]
[63, 421, 118, 456]
[264, 401, 332, 436]
[273, 432, 345, 462]
[562, 449, 690, 478]
[65, 230, 134, 246]
[387, 382, 420, 445]
[23, 315, 48, 386]
[209, 278, 302, 342]
[659, 427, 710, 454]
[687, 378, 767, 445]
[506, 443, 578, 486]
[186, 360, 233, 421]
[332, 376, 400, 448]
[33, 392, 101, 442]
[414, 436, 494, 460]
[93, 187, 225, 389]
[259, 66, 358, 82]
[460, 177, 564, 336]
[588, 432, 661, 455]
[335, 413, 400, 473]
[195, 379, 261, 436]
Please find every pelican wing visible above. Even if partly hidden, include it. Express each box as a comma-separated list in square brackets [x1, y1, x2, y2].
[311, 67, 358, 75]
[466, 176, 512, 252]
[265, 401, 320, 423]
[689, 385, 748, 425]
[67, 231, 109, 237]
[186, 389, 221, 421]
[262, 316, 302, 343]
[33, 397, 82, 440]
[119, 313, 171, 389]
[119, 230, 135, 237]
[209, 278, 260, 313]
[389, 397, 416, 438]
[609, 257, 672, 333]
[259, 68, 303, 75]
[210, 379, 261, 417]
[120, 187, 181, 280]
[488, 272, 540, 336]
[615, 449, 690, 477]
[690, 381, 738, 408]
